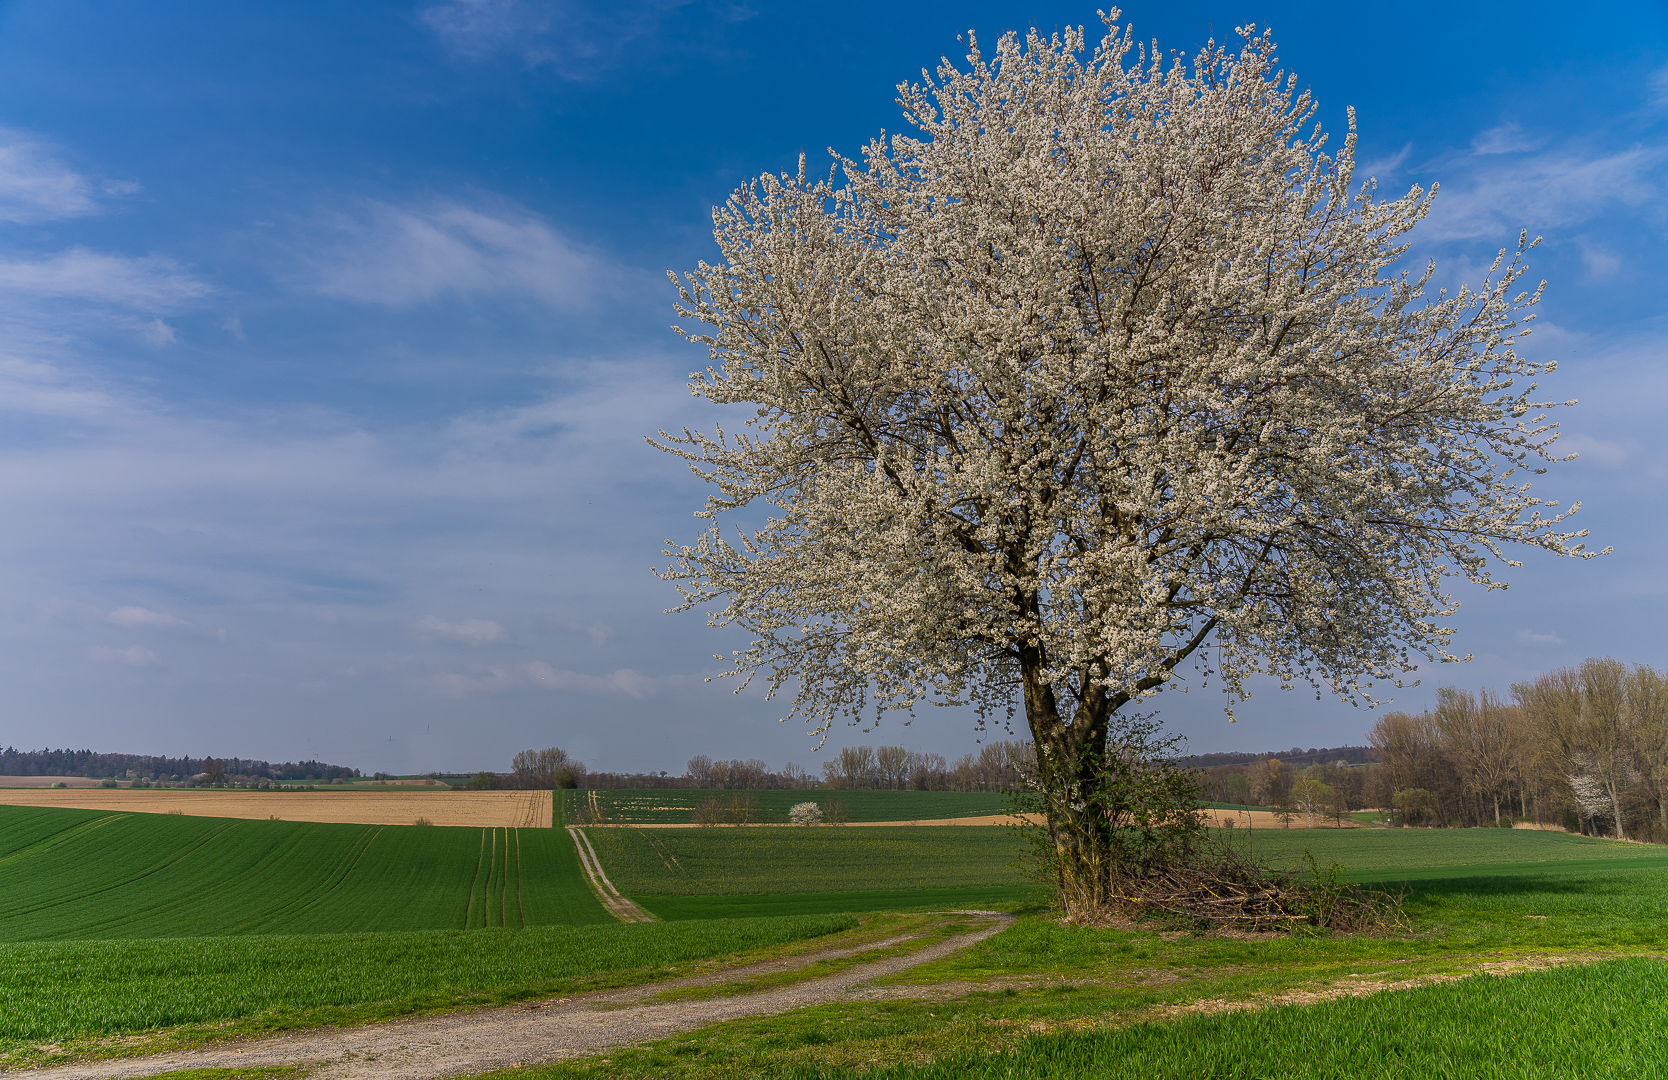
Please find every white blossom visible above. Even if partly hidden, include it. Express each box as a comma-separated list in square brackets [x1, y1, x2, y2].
[654, 15, 1600, 760]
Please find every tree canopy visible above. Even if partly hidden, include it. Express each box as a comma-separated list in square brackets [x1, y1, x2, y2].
[656, 15, 1597, 912]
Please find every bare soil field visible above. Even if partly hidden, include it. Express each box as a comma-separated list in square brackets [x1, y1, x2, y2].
[0, 788, 551, 827]
[1201, 809, 1363, 829]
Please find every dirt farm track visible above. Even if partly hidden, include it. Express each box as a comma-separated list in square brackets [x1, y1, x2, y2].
[0, 788, 552, 827]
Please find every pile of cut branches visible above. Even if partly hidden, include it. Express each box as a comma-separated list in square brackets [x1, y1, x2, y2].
[1105, 841, 1406, 934]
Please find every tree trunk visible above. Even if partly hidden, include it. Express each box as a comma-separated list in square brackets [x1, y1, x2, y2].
[1021, 652, 1113, 920]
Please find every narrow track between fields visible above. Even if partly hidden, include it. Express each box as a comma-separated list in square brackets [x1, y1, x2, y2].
[10, 913, 1014, 1080]
[567, 826, 655, 922]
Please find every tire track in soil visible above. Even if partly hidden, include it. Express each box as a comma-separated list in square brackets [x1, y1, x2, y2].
[568, 827, 654, 923]
[11, 914, 1015, 1080]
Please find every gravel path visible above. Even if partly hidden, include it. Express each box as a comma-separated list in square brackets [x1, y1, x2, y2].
[11, 914, 1013, 1080]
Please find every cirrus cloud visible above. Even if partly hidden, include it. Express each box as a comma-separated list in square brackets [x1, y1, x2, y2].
[308, 199, 607, 309]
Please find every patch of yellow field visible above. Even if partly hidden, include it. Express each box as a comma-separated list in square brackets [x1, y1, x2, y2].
[0, 788, 552, 827]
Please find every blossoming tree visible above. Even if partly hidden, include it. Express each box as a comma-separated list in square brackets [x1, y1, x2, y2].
[655, 15, 1597, 915]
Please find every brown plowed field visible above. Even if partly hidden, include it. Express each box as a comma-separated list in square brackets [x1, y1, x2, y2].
[0, 788, 552, 827]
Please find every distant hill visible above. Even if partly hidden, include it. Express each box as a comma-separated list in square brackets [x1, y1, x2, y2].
[0, 747, 359, 782]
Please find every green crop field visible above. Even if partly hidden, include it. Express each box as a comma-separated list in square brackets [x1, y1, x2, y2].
[583, 825, 1036, 918]
[776, 957, 1668, 1080]
[570, 789, 1016, 824]
[1213, 824, 1668, 880]
[510, 848, 1668, 1080]
[0, 804, 608, 939]
[0, 915, 857, 1044]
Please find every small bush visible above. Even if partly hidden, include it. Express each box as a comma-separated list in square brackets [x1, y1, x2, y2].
[413, 816, 433, 827]
[824, 799, 850, 825]
[692, 794, 761, 825]
[692, 796, 725, 826]
[789, 801, 823, 826]
[50, 781, 68, 789]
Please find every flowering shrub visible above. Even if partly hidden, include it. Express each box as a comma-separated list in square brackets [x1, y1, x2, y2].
[788, 801, 823, 826]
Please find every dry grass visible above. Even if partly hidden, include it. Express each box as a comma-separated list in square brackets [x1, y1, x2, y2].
[0, 789, 551, 827]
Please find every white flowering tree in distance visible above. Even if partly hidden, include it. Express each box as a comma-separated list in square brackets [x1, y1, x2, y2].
[655, 15, 1599, 918]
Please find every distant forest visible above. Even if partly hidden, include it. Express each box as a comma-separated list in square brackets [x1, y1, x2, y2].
[1172, 745, 1378, 770]
[0, 747, 359, 782]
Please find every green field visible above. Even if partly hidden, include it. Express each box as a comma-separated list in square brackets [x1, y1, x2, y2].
[1214, 825, 1668, 879]
[15, 800, 1668, 1076]
[570, 789, 1016, 824]
[584, 825, 1036, 918]
[776, 957, 1668, 1080]
[509, 833, 1668, 1080]
[0, 915, 856, 1043]
[0, 804, 607, 939]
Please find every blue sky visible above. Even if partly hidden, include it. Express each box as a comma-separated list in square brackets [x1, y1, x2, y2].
[0, 0, 1665, 774]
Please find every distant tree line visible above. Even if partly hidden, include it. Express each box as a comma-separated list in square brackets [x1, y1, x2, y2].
[1189, 658, 1668, 843]
[0, 747, 358, 783]
[479, 741, 1035, 793]
[675, 742, 1034, 792]
[1175, 745, 1377, 772]
[1370, 658, 1668, 840]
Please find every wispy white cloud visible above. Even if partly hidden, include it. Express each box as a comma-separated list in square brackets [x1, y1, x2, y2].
[0, 248, 210, 310]
[0, 129, 120, 224]
[0, 353, 119, 419]
[419, 0, 695, 77]
[1650, 65, 1668, 109]
[88, 644, 159, 666]
[1515, 629, 1565, 646]
[427, 661, 664, 698]
[308, 200, 605, 308]
[1422, 146, 1665, 241]
[1578, 241, 1622, 278]
[1470, 123, 1544, 155]
[1559, 433, 1635, 469]
[416, 615, 504, 644]
[108, 606, 188, 629]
